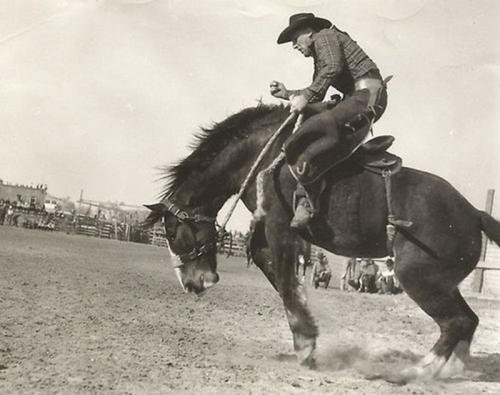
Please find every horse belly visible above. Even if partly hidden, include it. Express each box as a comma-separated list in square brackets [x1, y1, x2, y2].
[323, 172, 388, 257]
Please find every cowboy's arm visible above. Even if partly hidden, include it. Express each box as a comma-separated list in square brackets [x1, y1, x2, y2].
[289, 29, 343, 102]
[270, 80, 291, 100]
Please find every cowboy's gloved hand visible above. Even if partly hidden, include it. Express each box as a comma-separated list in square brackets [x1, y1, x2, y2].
[269, 80, 289, 99]
[289, 94, 308, 113]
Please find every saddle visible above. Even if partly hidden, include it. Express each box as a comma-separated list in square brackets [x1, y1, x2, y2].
[285, 106, 401, 186]
[353, 135, 402, 175]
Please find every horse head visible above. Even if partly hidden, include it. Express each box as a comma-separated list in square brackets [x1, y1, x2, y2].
[145, 200, 220, 295]
[146, 104, 290, 294]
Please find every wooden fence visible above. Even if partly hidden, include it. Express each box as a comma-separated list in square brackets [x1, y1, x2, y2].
[149, 226, 169, 247]
[5, 209, 164, 246]
[218, 234, 247, 257]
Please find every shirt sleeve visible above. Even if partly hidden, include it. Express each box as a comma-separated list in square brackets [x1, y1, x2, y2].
[291, 30, 344, 102]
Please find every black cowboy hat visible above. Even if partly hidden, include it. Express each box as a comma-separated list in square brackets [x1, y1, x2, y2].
[277, 13, 332, 44]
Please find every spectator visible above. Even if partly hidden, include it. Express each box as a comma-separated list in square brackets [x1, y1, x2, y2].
[377, 258, 402, 294]
[311, 251, 332, 289]
[358, 258, 379, 293]
[341, 257, 358, 291]
[0, 202, 6, 225]
[6, 205, 14, 225]
[347, 258, 364, 291]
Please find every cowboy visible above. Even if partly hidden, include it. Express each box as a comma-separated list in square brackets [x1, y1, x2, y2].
[270, 13, 388, 228]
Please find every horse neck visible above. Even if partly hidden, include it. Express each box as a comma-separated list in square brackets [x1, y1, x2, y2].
[174, 130, 270, 217]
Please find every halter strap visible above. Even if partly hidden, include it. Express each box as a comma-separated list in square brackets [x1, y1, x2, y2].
[163, 197, 216, 224]
[176, 238, 217, 263]
[162, 195, 219, 265]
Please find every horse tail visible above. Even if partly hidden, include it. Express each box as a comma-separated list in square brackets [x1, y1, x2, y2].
[479, 211, 500, 247]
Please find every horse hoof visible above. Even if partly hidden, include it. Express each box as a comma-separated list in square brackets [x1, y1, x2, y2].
[293, 332, 317, 368]
[384, 372, 410, 385]
[296, 345, 317, 369]
[437, 340, 469, 379]
[300, 355, 317, 370]
[399, 352, 447, 382]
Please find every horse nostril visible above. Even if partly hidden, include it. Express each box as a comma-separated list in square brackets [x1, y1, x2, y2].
[184, 281, 194, 293]
[184, 280, 205, 295]
[203, 272, 219, 289]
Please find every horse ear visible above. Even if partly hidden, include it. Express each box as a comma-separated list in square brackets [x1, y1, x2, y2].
[144, 203, 166, 212]
[142, 203, 167, 227]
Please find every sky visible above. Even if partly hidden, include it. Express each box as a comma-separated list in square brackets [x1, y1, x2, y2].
[0, 0, 499, 231]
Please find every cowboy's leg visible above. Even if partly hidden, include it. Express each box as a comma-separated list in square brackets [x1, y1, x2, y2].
[284, 91, 373, 228]
[284, 89, 375, 176]
[283, 126, 329, 167]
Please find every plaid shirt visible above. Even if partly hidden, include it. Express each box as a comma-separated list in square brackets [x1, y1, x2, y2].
[290, 26, 379, 102]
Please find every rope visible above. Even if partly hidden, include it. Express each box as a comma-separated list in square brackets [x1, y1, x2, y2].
[254, 154, 284, 220]
[382, 169, 413, 255]
[254, 114, 304, 219]
[218, 112, 299, 233]
[382, 169, 397, 255]
[382, 169, 393, 220]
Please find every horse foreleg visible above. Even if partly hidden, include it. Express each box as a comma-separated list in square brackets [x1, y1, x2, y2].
[266, 223, 318, 368]
[283, 280, 318, 368]
[247, 221, 278, 291]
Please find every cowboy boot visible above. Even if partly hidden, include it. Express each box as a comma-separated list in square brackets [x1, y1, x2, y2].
[290, 179, 327, 229]
[290, 183, 313, 229]
[290, 198, 313, 229]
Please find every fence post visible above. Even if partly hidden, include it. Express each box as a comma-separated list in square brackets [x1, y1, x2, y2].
[473, 189, 495, 293]
[480, 189, 495, 262]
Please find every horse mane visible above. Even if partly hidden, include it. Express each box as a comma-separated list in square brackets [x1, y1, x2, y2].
[159, 102, 288, 199]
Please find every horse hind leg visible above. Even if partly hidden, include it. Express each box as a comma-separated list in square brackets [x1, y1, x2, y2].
[437, 289, 478, 379]
[399, 284, 478, 381]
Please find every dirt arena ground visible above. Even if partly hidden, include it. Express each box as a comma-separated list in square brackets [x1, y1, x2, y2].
[1, 227, 499, 394]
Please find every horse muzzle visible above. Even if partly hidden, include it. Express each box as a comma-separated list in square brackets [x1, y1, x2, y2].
[176, 268, 219, 295]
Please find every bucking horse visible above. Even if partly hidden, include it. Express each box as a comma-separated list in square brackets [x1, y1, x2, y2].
[145, 103, 500, 382]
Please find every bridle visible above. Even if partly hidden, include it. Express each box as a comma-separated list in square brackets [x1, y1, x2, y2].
[162, 113, 303, 267]
[162, 197, 222, 264]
